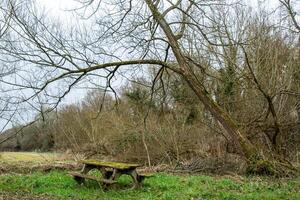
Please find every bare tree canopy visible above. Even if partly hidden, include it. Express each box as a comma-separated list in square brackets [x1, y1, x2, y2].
[0, 0, 299, 176]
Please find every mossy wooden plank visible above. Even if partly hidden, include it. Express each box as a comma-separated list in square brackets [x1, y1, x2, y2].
[69, 172, 117, 184]
[138, 173, 154, 177]
[80, 160, 140, 169]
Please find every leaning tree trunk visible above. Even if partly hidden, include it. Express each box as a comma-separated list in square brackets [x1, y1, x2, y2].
[145, 0, 298, 176]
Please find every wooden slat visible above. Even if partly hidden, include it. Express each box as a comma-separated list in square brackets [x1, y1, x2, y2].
[138, 173, 154, 178]
[69, 172, 117, 184]
[79, 160, 140, 170]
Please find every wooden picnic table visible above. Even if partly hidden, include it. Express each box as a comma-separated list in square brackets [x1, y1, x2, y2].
[70, 160, 152, 189]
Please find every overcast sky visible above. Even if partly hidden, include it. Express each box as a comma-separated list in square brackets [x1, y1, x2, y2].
[39, 0, 80, 13]
[0, 0, 291, 132]
[39, 0, 280, 12]
[36, 0, 282, 103]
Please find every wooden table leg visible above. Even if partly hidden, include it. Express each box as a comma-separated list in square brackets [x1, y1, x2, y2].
[81, 164, 93, 174]
[128, 170, 140, 189]
[99, 167, 110, 179]
[76, 164, 93, 185]
[99, 168, 121, 190]
[73, 175, 85, 185]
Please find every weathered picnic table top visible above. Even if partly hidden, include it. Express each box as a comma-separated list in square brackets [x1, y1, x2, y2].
[80, 159, 140, 170]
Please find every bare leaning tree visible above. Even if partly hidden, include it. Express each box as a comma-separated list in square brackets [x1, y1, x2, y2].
[0, 0, 299, 175]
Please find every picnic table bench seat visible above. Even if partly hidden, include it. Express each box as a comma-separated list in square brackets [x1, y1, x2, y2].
[137, 173, 154, 181]
[69, 172, 117, 184]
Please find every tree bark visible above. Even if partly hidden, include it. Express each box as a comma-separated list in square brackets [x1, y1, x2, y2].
[144, 0, 258, 159]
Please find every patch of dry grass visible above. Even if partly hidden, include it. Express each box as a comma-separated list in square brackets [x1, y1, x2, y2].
[0, 152, 79, 174]
[0, 152, 63, 163]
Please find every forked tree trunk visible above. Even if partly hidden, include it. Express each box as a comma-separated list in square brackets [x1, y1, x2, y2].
[145, 0, 258, 160]
[145, 1, 300, 177]
[181, 71, 258, 158]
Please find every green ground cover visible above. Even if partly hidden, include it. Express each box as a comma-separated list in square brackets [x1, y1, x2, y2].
[0, 171, 299, 200]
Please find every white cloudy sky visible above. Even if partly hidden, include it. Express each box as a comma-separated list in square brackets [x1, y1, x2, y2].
[34, 0, 283, 106]
[0, 0, 300, 132]
[39, 0, 80, 13]
[38, 0, 280, 11]
[0, 0, 295, 131]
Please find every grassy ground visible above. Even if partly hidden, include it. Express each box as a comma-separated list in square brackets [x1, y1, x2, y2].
[0, 171, 299, 200]
[0, 152, 299, 200]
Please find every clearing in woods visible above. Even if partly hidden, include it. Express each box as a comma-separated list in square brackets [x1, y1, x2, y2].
[0, 152, 63, 163]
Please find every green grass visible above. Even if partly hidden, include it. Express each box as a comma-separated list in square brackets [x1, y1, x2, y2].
[0, 171, 299, 200]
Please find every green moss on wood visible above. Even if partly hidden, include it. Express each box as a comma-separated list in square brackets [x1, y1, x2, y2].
[80, 160, 140, 170]
[246, 159, 276, 176]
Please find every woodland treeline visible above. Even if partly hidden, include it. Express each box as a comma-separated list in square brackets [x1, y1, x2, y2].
[0, 0, 299, 176]
[1, 23, 299, 169]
